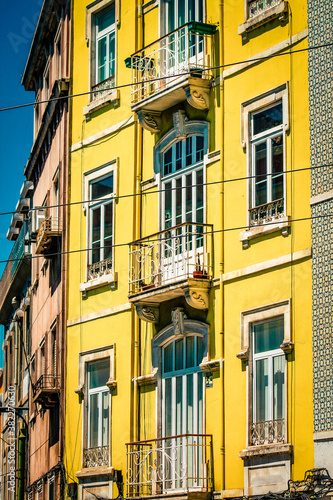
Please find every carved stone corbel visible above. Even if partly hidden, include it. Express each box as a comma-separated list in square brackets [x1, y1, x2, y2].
[106, 378, 117, 390]
[184, 287, 209, 310]
[184, 81, 210, 110]
[137, 110, 162, 133]
[171, 307, 187, 335]
[236, 348, 249, 361]
[280, 341, 294, 355]
[135, 302, 160, 323]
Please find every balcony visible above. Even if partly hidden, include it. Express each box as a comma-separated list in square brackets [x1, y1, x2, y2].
[126, 434, 213, 499]
[32, 374, 60, 407]
[129, 223, 213, 322]
[83, 446, 110, 468]
[250, 418, 285, 446]
[12, 220, 30, 276]
[35, 215, 61, 255]
[126, 22, 217, 132]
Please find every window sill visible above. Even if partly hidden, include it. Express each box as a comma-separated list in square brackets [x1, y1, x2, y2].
[239, 216, 290, 247]
[76, 466, 114, 478]
[83, 88, 119, 118]
[238, 1, 288, 39]
[239, 442, 292, 459]
[79, 272, 118, 296]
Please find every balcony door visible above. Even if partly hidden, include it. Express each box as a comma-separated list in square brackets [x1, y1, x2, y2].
[163, 0, 204, 76]
[162, 335, 205, 491]
[161, 134, 205, 283]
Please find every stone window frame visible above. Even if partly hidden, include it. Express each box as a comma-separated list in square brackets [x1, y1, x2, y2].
[238, 0, 288, 40]
[80, 159, 118, 294]
[75, 344, 116, 472]
[84, 0, 120, 116]
[239, 83, 290, 245]
[238, 299, 293, 452]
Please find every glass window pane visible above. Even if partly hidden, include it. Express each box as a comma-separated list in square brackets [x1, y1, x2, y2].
[187, 373, 193, 433]
[188, 0, 196, 21]
[186, 174, 193, 222]
[89, 393, 99, 448]
[196, 169, 204, 223]
[196, 136, 204, 162]
[102, 391, 109, 446]
[255, 358, 269, 422]
[104, 202, 113, 260]
[273, 355, 285, 419]
[175, 338, 184, 371]
[176, 141, 182, 171]
[253, 103, 283, 136]
[163, 148, 173, 176]
[197, 371, 203, 433]
[272, 135, 284, 201]
[186, 336, 195, 368]
[197, 336, 204, 365]
[255, 142, 267, 206]
[109, 32, 115, 79]
[89, 358, 110, 389]
[176, 178, 182, 226]
[164, 182, 172, 229]
[97, 37, 107, 83]
[167, 0, 175, 32]
[176, 376, 183, 434]
[178, 0, 186, 25]
[91, 174, 113, 200]
[254, 318, 284, 354]
[96, 7, 115, 33]
[164, 342, 173, 374]
[165, 378, 172, 437]
[186, 137, 193, 166]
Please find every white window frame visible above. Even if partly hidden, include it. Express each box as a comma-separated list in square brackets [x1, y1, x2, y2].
[240, 84, 290, 243]
[76, 345, 116, 469]
[81, 160, 118, 290]
[87, 359, 110, 450]
[159, 0, 205, 38]
[239, 300, 291, 449]
[95, 7, 116, 86]
[84, 0, 120, 114]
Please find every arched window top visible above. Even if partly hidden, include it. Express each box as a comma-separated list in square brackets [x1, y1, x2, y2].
[152, 318, 209, 371]
[154, 112, 209, 175]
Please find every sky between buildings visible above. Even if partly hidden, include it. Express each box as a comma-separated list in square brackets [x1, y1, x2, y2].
[0, 0, 42, 366]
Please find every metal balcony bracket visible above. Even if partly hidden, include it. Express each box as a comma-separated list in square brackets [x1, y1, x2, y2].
[135, 302, 160, 323]
[184, 80, 211, 110]
[184, 283, 210, 310]
[137, 110, 162, 133]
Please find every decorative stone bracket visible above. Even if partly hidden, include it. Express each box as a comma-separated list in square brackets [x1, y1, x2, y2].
[200, 358, 223, 372]
[133, 368, 158, 387]
[184, 80, 210, 110]
[137, 110, 162, 133]
[135, 302, 160, 323]
[184, 284, 210, 310]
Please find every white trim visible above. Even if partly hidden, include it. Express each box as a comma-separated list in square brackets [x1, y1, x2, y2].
[67, 302, 131, 327]
[310, 190, 333, 206]
[313, 431, 333, 441]
[71, 115, 134, 152]
[221, 247, 311, 282]
[223, 29, 308, 79]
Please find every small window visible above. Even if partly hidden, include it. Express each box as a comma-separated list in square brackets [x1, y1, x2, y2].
[95, 6, 116, 86]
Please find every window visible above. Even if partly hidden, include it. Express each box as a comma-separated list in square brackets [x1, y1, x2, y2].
[250, 103, 285, 226]
[85, 0, 119, 113]
[87, 359, 110, 456]
[239, 300, 292, 449]
[240, 85, 289, 243]
[95, 6, 115, 86]
[251, 317, 285, 446]
[76, 345, 115, 469]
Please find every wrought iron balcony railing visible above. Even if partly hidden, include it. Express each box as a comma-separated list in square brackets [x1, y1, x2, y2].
[35, 215, 60, 255]
[126, 434, 213, 498]
[87, 257, 113, 281]
[129, 222, 213, 296]
[83, 445, 110, 468]
[249, 198, 285, 227]
[127, 22, 216, 107]
[91, 76, 115, 102]
[250, 418, 285, 446]
[248, 0, 283, 19]
[32, 374, 60, 406]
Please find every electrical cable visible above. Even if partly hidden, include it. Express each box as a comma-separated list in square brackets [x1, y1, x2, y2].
[0, 212, 331, 265]
[0, 41, 332, 113]
[0, 163, 331, 219]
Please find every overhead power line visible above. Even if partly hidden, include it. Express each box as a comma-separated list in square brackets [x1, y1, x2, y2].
[0, 42, 332, 113]
[0, 163, 331, 219]
[0, 212, 331, 266]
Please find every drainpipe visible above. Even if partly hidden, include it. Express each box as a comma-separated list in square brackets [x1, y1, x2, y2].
[219, 0, 226, 494]
[132, 0, 144, 444]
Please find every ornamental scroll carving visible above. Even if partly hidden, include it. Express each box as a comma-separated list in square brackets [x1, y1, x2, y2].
[184, 286, 209, 310]
[137, 110, 162, 133]
[135, 303, 160, 323]
[184, 84, 210, 110]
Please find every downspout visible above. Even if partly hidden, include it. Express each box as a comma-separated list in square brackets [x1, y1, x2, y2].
[132, 0, 144, 444]
[219, 0, 226, 494]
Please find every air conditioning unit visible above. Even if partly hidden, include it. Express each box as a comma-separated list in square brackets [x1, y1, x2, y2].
[31, 207, 47, 235]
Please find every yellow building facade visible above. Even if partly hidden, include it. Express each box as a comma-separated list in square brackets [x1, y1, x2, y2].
[65, 0, 313, 498]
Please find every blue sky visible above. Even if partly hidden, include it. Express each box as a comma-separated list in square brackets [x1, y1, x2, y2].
[0, 0, 42, 365]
